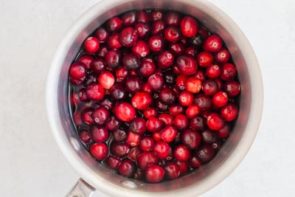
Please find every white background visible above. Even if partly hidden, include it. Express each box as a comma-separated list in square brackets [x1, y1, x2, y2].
[0, 0, 294, 196]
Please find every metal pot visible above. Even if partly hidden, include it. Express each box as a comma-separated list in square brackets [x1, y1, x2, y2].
[46, 0, 263, 196]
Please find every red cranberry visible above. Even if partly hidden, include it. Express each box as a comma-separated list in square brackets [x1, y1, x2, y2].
[128, 147, 141, 161]
[106, 155, 121, 169]
[135, 23, 150, 37]
[69, 62, 86, 80]
[170, 43, 184, 54]
[184, 47, 197, 56]
[173, 114, 188, 130]
[159, 88, 176, 104]
[203, 34, 223, 52]
[176, 75, 187, 91]
[218, 124, 230, 138]
[142, 83, 153, 93]
[100, 98, 113, 110]
[212, 91, 228, 108]
[118, 159, 135, 177]
[197, 144, 216, 163]
[206, 64, 221, 79]
[202, 80, 218, 96]
[158, 51, 174, 68]
[81, 109, 94, 125]
[111, 142, 130, 157]
[190, 156, 201, 169]
[197, 51, 213, 67]
[160, 126, 178, 143]
[86, 84, 105, 101]
[90, 142, 108, 161]
[185, 105, 200, 119]
[78, 55, 93, 69]
[132, 40, 150, 58]
[194, 95, 212, 111]
[178, 91, 194, 106]
[180, 16, 198, 38]
[83, 37, 100, 54]
[79, 131, 91, 144]
[190, 116, 205, 131]
[225, 81, 241, 97]
[165, 12, 180, 25]
[216, 48, 230, 63]
[149, 35, 164, 52]
[98, 71, 115, 89]
[126, 77, 141, 92]
[152, 20, 165, 34]
[159, 114, 173, 125]
[137, 11, 149, 23]
[145, 165, 165, 183]
[165, 163, 180, 179]
[114, 102, 136, 122]
[221, 104, 238, 122]
[106, 117, 120, 131]
[202, 130, 218, 144]
[132, 91, 152, 110]
[122, 11, 136, 25]
[177, 161, 189, 174]
[144, 108, 157, 119]
[151, 10, 163, 21]
[164, 26, 180, 43]
[105, 50, 120, 68]
[207, 113, 224, 131]
[137, 152, 158, 169]
[110, 84, 126, 100]
[115, 67, 128, 82]
[122, 53, 140, 70]
[107, 17, 123, 32]
[130, 118, 146, 135]
[140, 59, 156, 77]
[185, 77, 202, 93]
[108, 33, 122, 49]
[153, 141, 170, 159]
[73, 112, 82, 126]
[169, 105, 184, 116]
[92, 106, 109, 125]
[174, 145, 191, 161]
[196, 70, 205, 81]
[182, 129, 201, 149]
[120, 27, 138, 47]
[177, 56, 197, 75]
[140, 137, 155, 152]
[148, 73, 164, 90]
[126, 131, 141, 147]
[92, 126, 109, 142]
[146, 117, 164, 132]
[91, 58, 105, 73]
[95, 27, 108, 43]
[113, 129, 127, 142]
[221, 63, 237, 81]
[98, 46, 108, 57]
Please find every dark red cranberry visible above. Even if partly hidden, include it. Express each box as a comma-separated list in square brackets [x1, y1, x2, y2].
[122, 11, 136, 25]
[137, 152, 158, 169]
[81, 109, 94, 125]
[182, 129, 201, 149]
[165, 163, 180, 179]
[196, 70, 205, 81]
[140, 137, 155, 152]
[148, 72, 164, 90]
[135, 23, 150, 37]
[149, 35, 164, 52]
[159, 114, 173, 125]
[69, 62, 86, 80]
[159, 88, 176, 104]
[128, 147, 141, 161]
[107, 17, 123, 32]
[111, 142, 130, 157]
[78, 55, 93, 69]
[169, 105, 184, 116]
[180, 16, 198, 38]
[152, 20, 165, 34]
[97, 46, 108, 57]
[95, 27, 108, 43]
[126, 77, 141, 92]
[194, 95, 212, 111]
[197, 51, 213, 67]
[206, 64, 221, 79]
[216, 48, 230, 63]
[177, 161, 189, 174]
[145, 165, 165, 183]
[174, 145, 191, 161]
[118, 159, 135, 177]
[137, 11, 149, 23]
[165, 12, 180, 25]
[106, 155, 121, 169]
[218, 124, 230, 138]
[120, 27, 138, 47]
[221, 104, 238, 122]
[98, 71, 115, 89]
[90, 142, 108, 161]
[164, 26, 180, 43]
[221, 63, 237, 81]
[113, 129, 127, 142]
[157, 51, 174, 68]
[84, 37, 100, 54]
[86, 84, 105, 101]
[202, 130, 217, 144]
[175, 75, 187, 91]
[144, 108, 157, 119]
[115, 67, 128, 82]
[92, 106, 109, 125]
[91, 58, 105, 73]
[146, 117, 164, 132]
[151, 10, 163, 21]
[126, 131, 141, 147]
[114, 102, 136, 122]
[105, 50, 120, 68]
[140, 59, 156, 77]
[185, 105, 200, 119]
[106, 117, 120, 131]
[197, 144, 216, 163]
[203, 34, 223, 52]
[190, 156, 201, 169]
[184, 47, 197, 56]
[122, 53, 140, 70]
[156, 100, 168, 111]
[207, 113, 224, 131]
[190, 116, 205, 131]
[177, 55, 197, 75]
[185, 77, 202, 93]
[202, 80, 218, 96]
[130, 118, 146, 135]
[108, 33, 122, 49]
[160, 126, 178, 143]
[100, 98, 113, 110]
[178, 91, 193, 106]
[79, 131, 91, 144]
[173, 114, 188, 130]
[212, 91, 228, 108]
[170, 43, 184, 54]
[109, 84, 126, 100]
[225, 81, 241, 97]
[92, 126, 109, 142]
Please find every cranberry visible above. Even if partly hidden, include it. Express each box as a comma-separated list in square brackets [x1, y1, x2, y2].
[132, 40, 150, 58]
[92, 126, 109, 142]
[131, 91, 152, 110]
[145, 165, 165, 183]
[180, 16, 198, 38]
[78, 55, 93, 69]
[98, 71, 115, 89]
[212, 91, 228, 108]
[86, 84, 105, 101]
[221, 104, 238, 122]
[118, 159, 135, 177]
[119, 27, 138, 47]
[142, 83, 153, 93]
[105, 50, 120, 68]
[122, 53, 140, 70]
[140, 137, 155, 152]
[106, 117, 120, 131]
[95, 27, 108, 43]
[206, 64, 221, 78]
[137, 10, 149, 23]
[190, 116, 205, 131]
[149, 35, 164, 52]
[177, 56, 197, 75]
[197, 51, 213, 67]
[158, 51, 174, 68]
[216, 48, 230, 63]
[140, 59, 156, 77]
[108, 33, 122, 49]
[98, 46, 108, 57]
[130, 118, 146, 135]
[106, 155, 121, 169]
[146, 117, 164, 132]
[197, 145, 216, 163]
[69, 62, 86, 80]
[169, 105, 184, 116]
[190, 156, 201, 169]
[107, 17, 123, 32]
[203, 34, 223, 52]
[194, 95, 212, 111]
[182, 129, 201, 149]
[148, 73, 164, 90]
[90, 142, 108, 161]
[126, 77, 141, 92]
[174, 145, 191, 161]
[225, 81, 241, 97]
[185, 105, 200, 119]
[122, 11, 136, 25]
[173, 114, 188, 130]
[135, 23, 150, 37]
[178, 91, 194, 106]
[114, 102, 136, 122]
[83, 37, 100, 54]
[202, 130, 218, 144]
[126, 132, 141, 147]
[165, 163, 180, 179]
[151, 10, 163, 21]
[176, 75, 187, 91]
[159, 88, 176, 104]
[160, 126, 178, 143]
[202, 80, 218, 96]
[165, 12, 180, 25]
[100, 98, 113, 110]
[115, 67, 128, 82]
[92, 106, 109, 125]
[164, 26, 180, 43]
[196, 70, 205, 81]
[185, 77, 202, 93]
[111, 142, 130, 157]
[170, 43, 184, 54]
[154, 141, 171, 159]
[207, 113, 224, 131]
[112, 129, 127, 142]
[91, 58, 105, 73]
[159, 114, 173, 125]
[81, 109, 94, 125]
[221, 63, 237, 81]
[152, 20, 165, 34]
[110, 84, 126, 100]
[177, 161, 189, 174]
[128, 147, 141, 161]
[79, 131, 91, 144]
[184, 47, 197, 56]
[144, 108, 157, 119]
[218, 124, 230, 138]
[137, 152, 158, 169]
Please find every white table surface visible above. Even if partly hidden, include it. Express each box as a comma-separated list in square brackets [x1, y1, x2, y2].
[1, 0, 295, 196]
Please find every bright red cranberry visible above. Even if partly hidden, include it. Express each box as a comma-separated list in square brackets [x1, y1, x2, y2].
[146, 117, 164, 132]
[212, 91, 228, 108]
[190, 116, 205, 131]
[207, 113, 225, 131]
[169, 105, 184, 116]
[122, 11, 136, 25]
[152, 20, 165, 34]
[120, 27, 138, 47]
[197, 145, 216, 163]
[182, 129, 201, 149]
[90, 142, 108, 161]
[98, 71, 115, 89]
[126, 131, 141, 147]
[185, 77, 202, 93]
[111, 142, 130, 157]
[153, 141, 170, 159]
[144, 108, 157, 119]
[137, 152, 158, 169]
[180, 16, 198, 38]
[178, 91, 194, 106]
[173, 114, 188, 130]
[122, 53, 140, 70]
[165, 163, 180, 179]
[129, 118, 146, 135]
[92, 126, 109, 142]
[135, 23, 150, 37]
[148, 73, 164, 90]
[149, 35, 164, 52]
[202, 80, 218, 96]
[218, 124, 230, 138]
[145, 165, 165, 183]
[107, 17, 123, 31]
[159, 88, 176, 104]
[91, 58, 105, 73]
[115, 67, 128, 82]
[160, 126, 178, 143]
[225, 81, 241, 97]
[132, 91, 152, 110]
[95, 27, 108, 43]
[203, 34, 223, 52]
[69, 62, 86, 80]
[157, 51, 174, 68]
[165, 12, 180, 25]
[206, 64, 221, 78]
[78, 55, 93, 69]
[112, 129, 127, 142]
[164, 26, 180, 43]
[140, 59, 156, 77]
[177, 55, 197, 75]
[221, 104, 238, 122]
[132, 40, 150, 58]
[190, 156, 201, 169]
[170, 43, 184, 54]
[185, 105, 200, 119]
[194, 95, 212, 111]
[216, 48, 230, 63]
[106, 155, 121, 169]
[126, 77, 141, 92]
[86, 84, 105, 101]
[221, 63, 237, 81]
[108, 33, 122, 49]
[92, 106, 109, 125]
[118, 159, 135, 177]
[81, 109, 94, 125]
[202, 130, 218, 144]
[140, 137, 155, 152]
[174, 145, 191, 161]
[197, 51, 213, 67]
[79, 131, 91, 144]
[114, 102, 136, 122]
[105, 50, 120, 68]
[83, 37, 100, 54]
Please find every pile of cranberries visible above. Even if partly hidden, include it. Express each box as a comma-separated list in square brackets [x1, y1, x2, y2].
[68, 9, 240, 183]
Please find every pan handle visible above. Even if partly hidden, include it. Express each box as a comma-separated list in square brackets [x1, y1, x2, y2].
[67, 179, 95, 197]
